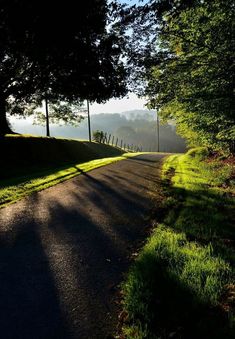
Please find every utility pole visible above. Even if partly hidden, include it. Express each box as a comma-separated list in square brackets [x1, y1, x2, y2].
[45, 97, 50, 137]
[157, 112, 160, 152]
[87, 100, 91, 142]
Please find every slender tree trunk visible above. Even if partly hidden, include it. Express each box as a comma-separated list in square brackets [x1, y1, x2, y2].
[45, 97, 50, 137]
[0, 96, 14, 135]
[87, 100, 91, 142]
[157, 113, 160, 152]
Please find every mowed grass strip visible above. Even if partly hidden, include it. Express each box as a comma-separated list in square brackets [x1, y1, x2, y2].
[121, 148, 235, 339]
[0, 152, 142, 207]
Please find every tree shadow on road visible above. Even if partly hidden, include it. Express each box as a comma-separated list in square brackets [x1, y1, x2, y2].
[0, 194, 71, 339]
[0, 154, 165, 338]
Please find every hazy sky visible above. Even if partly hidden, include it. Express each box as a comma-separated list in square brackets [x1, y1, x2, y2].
[90, 93, 148, 114]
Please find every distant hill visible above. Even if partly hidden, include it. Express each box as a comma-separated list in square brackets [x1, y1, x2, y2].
[121, 109, 156, 120]
[10, 110, 186, 153]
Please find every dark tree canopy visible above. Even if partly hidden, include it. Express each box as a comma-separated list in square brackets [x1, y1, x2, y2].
[0, 0, 127, 134]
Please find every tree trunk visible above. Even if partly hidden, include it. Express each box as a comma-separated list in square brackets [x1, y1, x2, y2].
[0, 96, 14, 135]
[45, 97, 50, 137]
[87, 100, 91, 142]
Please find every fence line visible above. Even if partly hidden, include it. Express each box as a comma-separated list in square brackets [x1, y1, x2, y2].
[92, 130, 143, 153]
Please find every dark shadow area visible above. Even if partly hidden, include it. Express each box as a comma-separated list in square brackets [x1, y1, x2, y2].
[0, 153, 164, 338]
[44, 199, 132, 338]
[0, 136, 124, 181]
[0, 199, 70, 339]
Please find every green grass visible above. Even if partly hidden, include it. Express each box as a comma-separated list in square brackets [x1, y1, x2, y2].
[121, 148, 235, 339]
[0, 134, 143, 207]
[123, 226, 233, 339]
[1, 134, 126, 178]
[0, 153, 142, 207]
[162, 148, 235, 246]
[162, 147, 233, 191]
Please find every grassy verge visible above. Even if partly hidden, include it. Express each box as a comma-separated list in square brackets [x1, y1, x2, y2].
[0, 152, 141, 207]
[121, 148, 235, 338]
[1, 134, 126, 179]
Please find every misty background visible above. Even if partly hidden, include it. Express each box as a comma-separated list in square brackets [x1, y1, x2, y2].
[10, 109, 186, 153]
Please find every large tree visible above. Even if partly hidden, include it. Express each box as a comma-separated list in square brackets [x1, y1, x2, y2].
[0, 0, 127, 134]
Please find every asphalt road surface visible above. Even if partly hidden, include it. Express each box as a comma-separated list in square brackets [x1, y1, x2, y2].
[0, 154, 165, 339]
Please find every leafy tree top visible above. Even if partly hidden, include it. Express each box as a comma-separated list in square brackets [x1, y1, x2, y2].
[0, 0, 127, 109]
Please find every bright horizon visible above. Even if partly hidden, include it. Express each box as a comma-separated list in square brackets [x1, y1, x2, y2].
[90, 93, 148, 114]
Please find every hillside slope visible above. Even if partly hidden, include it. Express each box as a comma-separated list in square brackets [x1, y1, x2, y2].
[1, 135, 124, 179]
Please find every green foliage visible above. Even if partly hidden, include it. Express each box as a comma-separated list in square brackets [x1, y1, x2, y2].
[186, 147, 208, 158]
[92, 130, 104, 142]
[33, 100, 85, 126]
[140, 0, 235, 153]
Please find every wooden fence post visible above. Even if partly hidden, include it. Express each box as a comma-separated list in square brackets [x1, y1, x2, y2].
[104, 132, 107, 143]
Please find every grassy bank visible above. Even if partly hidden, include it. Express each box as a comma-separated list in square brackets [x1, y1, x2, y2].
[121, 148, 235, 338]
[0, 135, 140, 207]
[1, 134, 125, 178]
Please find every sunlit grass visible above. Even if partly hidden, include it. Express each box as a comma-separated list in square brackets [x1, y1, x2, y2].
[163, 147, 233, 191]
[122, 226, 232, 338]
[121, 148, 235, 338]
[162, 148, 235, 243]
[0, 152, 142, 207]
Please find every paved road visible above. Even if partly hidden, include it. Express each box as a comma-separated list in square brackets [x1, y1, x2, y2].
[0, 154, 165, 339]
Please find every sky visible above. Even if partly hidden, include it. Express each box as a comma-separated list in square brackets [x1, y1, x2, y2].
[90, 0, 150, 114]
[117, 0, 148, 5]
[90, 93, 148, 114]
